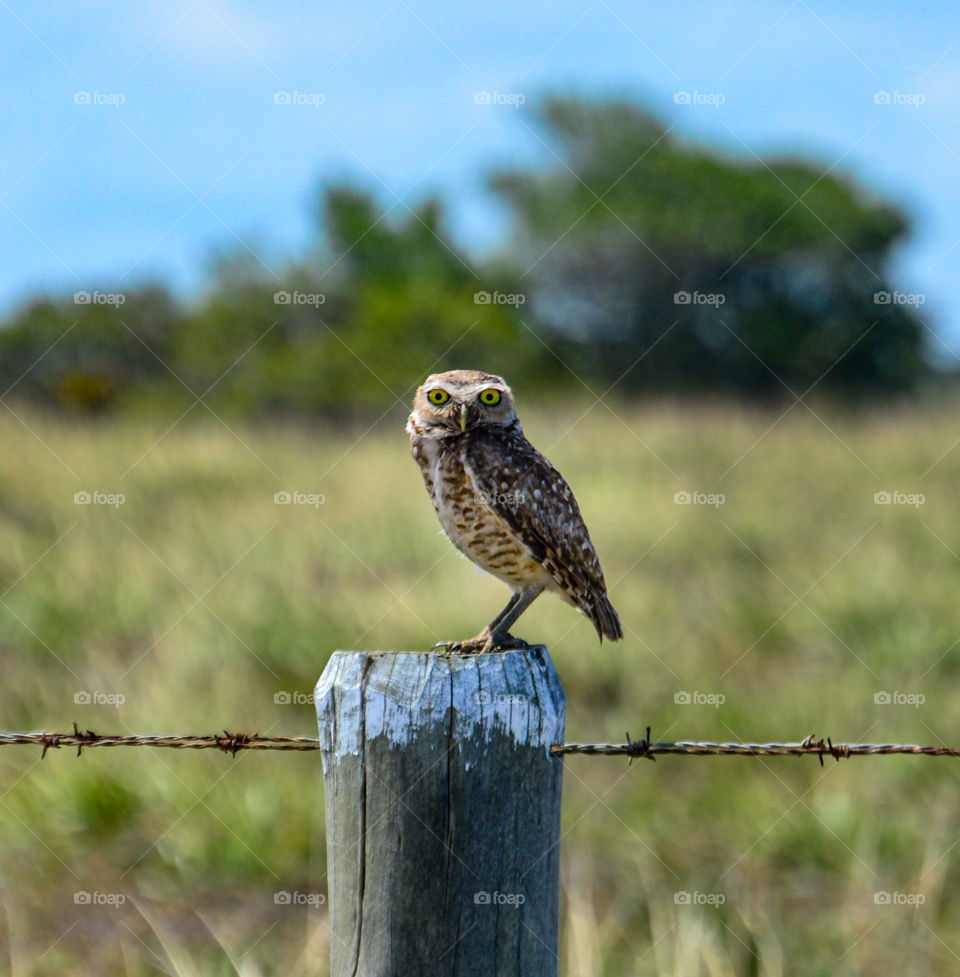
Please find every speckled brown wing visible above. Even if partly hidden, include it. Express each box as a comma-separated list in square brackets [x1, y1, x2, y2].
[459, 424, 622, 640]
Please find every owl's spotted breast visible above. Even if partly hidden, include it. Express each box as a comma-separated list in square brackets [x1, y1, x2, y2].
[410, 428, 552, 591]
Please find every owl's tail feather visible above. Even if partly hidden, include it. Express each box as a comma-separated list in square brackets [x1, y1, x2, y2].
[589, 595, 623, 643]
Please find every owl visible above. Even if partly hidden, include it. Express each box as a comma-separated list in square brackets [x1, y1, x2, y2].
[407, 369, 622, 653]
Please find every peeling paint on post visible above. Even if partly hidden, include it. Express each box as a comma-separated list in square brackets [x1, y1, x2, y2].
[315, 647, 565, 977]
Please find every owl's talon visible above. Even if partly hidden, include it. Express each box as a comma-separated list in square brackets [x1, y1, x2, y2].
[429, 633, 532, 655]
[430, 640, 464, 654]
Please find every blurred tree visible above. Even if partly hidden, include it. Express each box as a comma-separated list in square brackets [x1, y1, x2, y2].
[166, 185, 544, 415]
[310, 185, 545, 407]
[0, 286, 178, 412]
[489, 97, 927, 397]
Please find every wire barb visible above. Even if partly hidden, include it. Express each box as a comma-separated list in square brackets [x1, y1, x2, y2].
[622, 727, 655, 764]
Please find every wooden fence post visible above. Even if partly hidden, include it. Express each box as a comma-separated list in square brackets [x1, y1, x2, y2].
[315, 646, 566, 977]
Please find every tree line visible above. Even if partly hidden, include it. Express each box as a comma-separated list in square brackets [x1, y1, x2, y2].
[0, 97, 929, 415]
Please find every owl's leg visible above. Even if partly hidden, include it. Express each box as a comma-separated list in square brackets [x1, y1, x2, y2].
[485, 590, 526, 634]
[484, 585, 544, 651]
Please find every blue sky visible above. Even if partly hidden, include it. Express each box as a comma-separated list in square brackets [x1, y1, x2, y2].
[1, 0, 958, 347]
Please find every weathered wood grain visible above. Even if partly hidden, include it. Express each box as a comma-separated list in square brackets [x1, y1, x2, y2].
[316, 647, 565, 977]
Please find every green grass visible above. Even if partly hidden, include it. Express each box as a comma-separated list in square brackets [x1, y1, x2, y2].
[2, 397, 960, 975]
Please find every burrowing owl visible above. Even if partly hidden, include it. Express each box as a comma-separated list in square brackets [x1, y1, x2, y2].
[407, 369, 622, 653]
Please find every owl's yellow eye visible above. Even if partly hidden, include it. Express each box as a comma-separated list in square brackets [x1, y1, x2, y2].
[479, 389, 501, 406]
[427, 389, 450, 405]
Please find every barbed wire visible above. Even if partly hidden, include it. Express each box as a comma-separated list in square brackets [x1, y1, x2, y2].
[0, 726, 320, 757]
[551, 730, 960, 765]
[3, 725, 960, 765]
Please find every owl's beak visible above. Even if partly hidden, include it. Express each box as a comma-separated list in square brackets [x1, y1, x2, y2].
[458, 403, 468, 432]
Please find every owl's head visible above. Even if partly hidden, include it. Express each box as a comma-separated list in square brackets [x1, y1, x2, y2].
[409, 370, 518, 437]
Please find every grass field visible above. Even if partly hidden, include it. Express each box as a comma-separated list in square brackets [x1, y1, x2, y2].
[1, 395, 959, 975]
